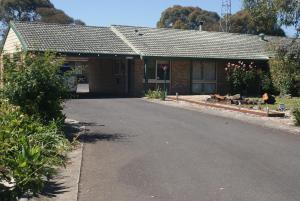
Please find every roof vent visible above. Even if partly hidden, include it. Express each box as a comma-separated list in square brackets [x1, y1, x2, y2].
[134, 29, 144, 36]
[259, 33, 265, 41]
[199, 21, 204, 31]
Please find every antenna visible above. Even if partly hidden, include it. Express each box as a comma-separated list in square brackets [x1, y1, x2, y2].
[220, 0, 232, 32]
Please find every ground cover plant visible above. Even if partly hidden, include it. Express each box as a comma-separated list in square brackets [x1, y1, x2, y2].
[0, 52, 72, 200]
[146, 88, 166, 100]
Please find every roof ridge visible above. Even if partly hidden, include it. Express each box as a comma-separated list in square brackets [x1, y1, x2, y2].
[110, 26, 143, 56]
[112, 24, 292, 39]
[11, 21, 291, 39]
[11, 20, 109, 29]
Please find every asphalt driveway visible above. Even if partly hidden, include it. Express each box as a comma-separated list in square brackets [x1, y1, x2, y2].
[64, 98, 300, 201]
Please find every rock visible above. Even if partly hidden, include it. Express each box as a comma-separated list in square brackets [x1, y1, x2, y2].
[252, 105, 260, 110]
[231, 94, 242, 100]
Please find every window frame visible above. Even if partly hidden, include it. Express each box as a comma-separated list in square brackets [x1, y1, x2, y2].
[146, 60, 171, 84]
[192, 61, 218, 94]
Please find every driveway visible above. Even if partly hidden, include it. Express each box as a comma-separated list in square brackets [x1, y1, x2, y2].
[64, 98, 300, 201]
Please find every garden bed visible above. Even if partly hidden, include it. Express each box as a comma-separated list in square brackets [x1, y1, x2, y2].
[167, 95, 286, 117]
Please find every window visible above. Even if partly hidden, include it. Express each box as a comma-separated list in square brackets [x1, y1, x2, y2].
[192, 61, 217, 94]
[144, 60, 171, 86]
[146, 59, 156, 79]
[203, 62, 216, 80]
[113, 59, 125, 75]
[156, 60, 170, 80]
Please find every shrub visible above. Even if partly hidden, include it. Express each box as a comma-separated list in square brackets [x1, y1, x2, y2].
[225, 61, 260, 95]
[260, 72, 275, 94]
[293, 106, 300, 126]
[2, 52, 70, 124]
[146, 88, 165, 100]
[269, 57, 297, 96]
[0, 99, 70, 200]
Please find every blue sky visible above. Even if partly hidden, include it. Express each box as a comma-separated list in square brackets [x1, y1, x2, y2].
[51, 0, 295, 36]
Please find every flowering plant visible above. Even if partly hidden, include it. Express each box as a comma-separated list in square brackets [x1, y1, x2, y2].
[225, 61, 260, 95]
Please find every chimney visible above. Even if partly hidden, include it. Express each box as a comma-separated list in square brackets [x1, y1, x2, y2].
[199, 21, 204, 31]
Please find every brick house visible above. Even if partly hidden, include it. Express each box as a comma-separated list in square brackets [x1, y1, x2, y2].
[1, 21, 280, 96]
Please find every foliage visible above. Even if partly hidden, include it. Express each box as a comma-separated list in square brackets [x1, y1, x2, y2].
[157, 4, 286, 36]
[157, 5, 220, 31]
[0, 100, 71, 200]
[2, 52, 70, 124]
[0, 0, 85, 37]
[243, 0, 300, 36]
[293, 106, 300, 126]
[230, 9, 285, 36]
[260, 72, 275, 94]
[269, 56, 298, 96]
[225, 61, 261, 95]
[242, 0, 285, 36]
[247, 96, 300, 111]
[146, 88, 166, 100]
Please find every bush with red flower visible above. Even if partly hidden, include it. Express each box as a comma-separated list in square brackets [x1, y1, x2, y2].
[225, 61, 261, 95]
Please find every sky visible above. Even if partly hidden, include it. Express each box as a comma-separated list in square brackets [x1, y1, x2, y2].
[51, 0, 296, 36]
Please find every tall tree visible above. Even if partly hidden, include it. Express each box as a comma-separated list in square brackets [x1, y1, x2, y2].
[230, 9, 285, 36]
[243, 0, 300, 36]
[157, 5, 220, 31]
[0, 0, 85, 37]
[242, 0, 285, 36]
[0, 0, 53, 24]
[37, 7, 74, 24]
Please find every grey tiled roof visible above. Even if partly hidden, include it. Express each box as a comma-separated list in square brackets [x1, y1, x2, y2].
[111, 25, 271, 60]
[11, 21, 137, 55]
[11, 21, 291, 60]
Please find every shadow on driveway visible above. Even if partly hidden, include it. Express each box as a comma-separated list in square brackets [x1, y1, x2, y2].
[39, 180, 70, 198]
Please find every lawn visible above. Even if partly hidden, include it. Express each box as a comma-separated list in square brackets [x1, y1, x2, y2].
[248, 97, 300, 111]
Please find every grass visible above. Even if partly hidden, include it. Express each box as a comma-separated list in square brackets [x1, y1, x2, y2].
[247, 97, 300, 111]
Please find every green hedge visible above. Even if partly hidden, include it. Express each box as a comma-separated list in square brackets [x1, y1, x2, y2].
[0, 52, 72, 200]
[293, 107, 300, 126]
[2, 52, 70, 125]
[0, 100, 71, 200]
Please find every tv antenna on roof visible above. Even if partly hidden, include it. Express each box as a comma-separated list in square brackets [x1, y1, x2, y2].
[220, 0, 232, 32]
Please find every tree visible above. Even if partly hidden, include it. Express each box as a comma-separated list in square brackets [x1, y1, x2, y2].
[230, 9, 285, 36]
[243, 0, 300, 36]
[36, 7, 74, 24]
[275, 0, 300, 37]
[0, 0, 85, 37]
[74, 19, 86, 25]
[243, 0, 300, 93]
[2, 52, 70, 123]
[0, 0, 53, 24]
[240, 0, 285, 36]
[157, 5, 220, 31]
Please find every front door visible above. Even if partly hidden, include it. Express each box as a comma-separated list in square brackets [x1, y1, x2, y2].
[192, 61, 217, 94]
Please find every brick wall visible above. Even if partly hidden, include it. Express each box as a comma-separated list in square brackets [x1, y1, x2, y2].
[132, 59, 144, 96]
[88, 58, 119, 94]
[216, 61, 229, 95]
[170, 60, 191, 95]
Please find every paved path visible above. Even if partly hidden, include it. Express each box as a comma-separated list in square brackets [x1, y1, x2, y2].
[64, 98, 300, 201]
